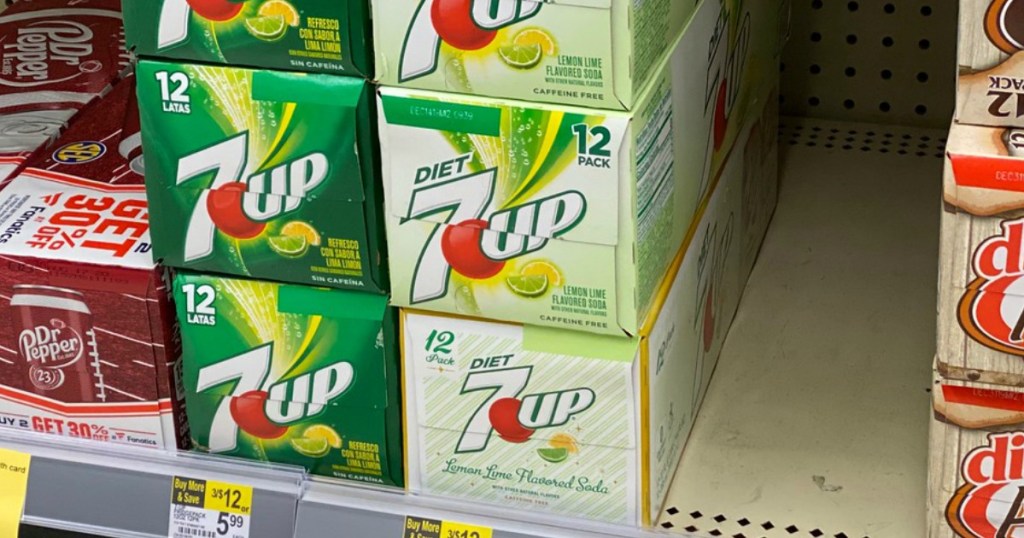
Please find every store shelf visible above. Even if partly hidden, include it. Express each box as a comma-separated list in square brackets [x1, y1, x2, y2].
[0, 119, 939, 538]
[0, 427, 305, 538]
[658, 118, 942, 537]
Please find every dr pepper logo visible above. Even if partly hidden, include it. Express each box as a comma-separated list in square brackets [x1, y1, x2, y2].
[960, 219, 1024, 355]
[949, 432, 1024, 537]
[986, 0, 1024, 54]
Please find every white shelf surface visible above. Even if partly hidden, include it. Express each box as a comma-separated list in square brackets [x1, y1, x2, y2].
[658, 118, 941, 538]
[0, 119, 940, 538]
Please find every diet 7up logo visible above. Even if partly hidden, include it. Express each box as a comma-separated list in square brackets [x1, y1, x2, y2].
[174, 132, 328, 262]
[197, 343, 354, 452]
[157, 0, 246, 50]
[456, 365, 595, 453]
[400, 0, 543, 82]
[407, 158, 586, 304]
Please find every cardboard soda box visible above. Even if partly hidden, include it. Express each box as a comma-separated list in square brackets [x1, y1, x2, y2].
[402, 95, 778, 525]
[373, 0, 700, 110]
[0, 0, 130, 182]
[0, 76, 188, 450]
[137, 59, 388, 293]
[379, 0, 783, 336]
[927, 371, 1024, 537]
[175, 272, 403, 487]
[123, 0, 373, 77]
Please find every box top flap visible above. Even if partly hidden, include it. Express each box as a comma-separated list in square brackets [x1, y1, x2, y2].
[946, 121, 1024, 215]
[379, 89, 628, 248]
[405, 311, 637, 449]
[137, 60, 369, 204]
[177, 273, 393, 409]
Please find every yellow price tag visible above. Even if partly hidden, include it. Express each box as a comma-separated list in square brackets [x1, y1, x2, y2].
[0, 448, 31, 538]
[204, 480, 253, 516]
[440, 520, 492, 538]
[404, 516, 492, 538]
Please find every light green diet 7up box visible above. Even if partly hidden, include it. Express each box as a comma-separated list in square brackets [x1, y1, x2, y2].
[379, 0, 785, 336]
[123, 0, 374, 77]
[175, 272, 404, 487]
[402, 97, 780, 524]
[373, 0, 698, 110]
[138, 59, 388, 293]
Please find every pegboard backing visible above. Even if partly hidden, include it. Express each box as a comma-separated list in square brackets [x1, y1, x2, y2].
[781, 0, 957, 128]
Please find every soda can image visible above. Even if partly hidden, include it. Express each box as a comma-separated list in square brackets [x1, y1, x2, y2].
[11, 285, 104, 403]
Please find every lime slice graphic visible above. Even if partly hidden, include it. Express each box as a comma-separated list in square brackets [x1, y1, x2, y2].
[268, 235, 308, 258]
[537, 447, 569, 463]
[258, 0, 300, 27]
[498, 43, 543, 70]
[520, 260, 563, 287]
[291, 437, 330, 458]
[514, 28, 558, 56]
[506, 274, 549, 297]
[303, 424, 342, 449]
[245, 16, 287, 42]
[281, 220, 321, 247]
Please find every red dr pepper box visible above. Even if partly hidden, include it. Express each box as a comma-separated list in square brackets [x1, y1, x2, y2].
[0, 0, 130, 183]
[0, 74, 188, 450]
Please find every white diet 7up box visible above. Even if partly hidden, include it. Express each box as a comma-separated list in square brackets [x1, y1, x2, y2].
[380, 0, 784, 336]
[373, 0, 700, 110]
[402, 101, 780, 525]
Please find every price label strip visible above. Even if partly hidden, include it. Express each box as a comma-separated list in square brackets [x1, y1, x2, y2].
[169, 476, 252, 538]
[0, 449, 30, 538]
[404, 516, 492, 538]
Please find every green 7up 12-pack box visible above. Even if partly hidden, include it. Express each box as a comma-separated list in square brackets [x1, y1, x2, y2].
[123, 0, 373, 77]
[402, 99, 779, 525]
[137, 60, 388, 293]
[380, 0, 784, 336]
[175, 272, 403, 487]
[373, 0, 699, 110]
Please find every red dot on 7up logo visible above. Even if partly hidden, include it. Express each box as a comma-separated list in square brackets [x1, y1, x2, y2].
[407, 166, 586, 303]
[197, 344, 354, 453]
[400, 0, 544, 82]
[157, 0, 245, 49]
[176, 133, 329, 261]
[456, 366, 595, 453]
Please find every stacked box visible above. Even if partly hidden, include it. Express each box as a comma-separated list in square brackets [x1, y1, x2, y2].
[136, 60, 388, 293]
[0, 0, 130, 182]
[125, 1, 406, 487]
[175, 273, 404, 487]
[402, 87, 779, 526]
[0, 76, 188, 450]
[123, 0, 373, 77]
[378, 0, 785, 336]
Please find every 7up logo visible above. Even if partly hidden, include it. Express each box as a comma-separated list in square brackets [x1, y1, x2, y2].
[455, 360, 595, 453]
[197, 344, 354, 452]
[400, 0, 543, 82]
[407, 155, 585, 303]
[175, 132, 328, 262]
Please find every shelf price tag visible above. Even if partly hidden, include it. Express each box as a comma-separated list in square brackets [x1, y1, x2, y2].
[0, 449, 31, 538]
[169, 476, 252, 538]
[404, 516, 492, 538]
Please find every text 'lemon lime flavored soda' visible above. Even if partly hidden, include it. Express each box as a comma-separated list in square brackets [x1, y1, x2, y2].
[379, 0, 785, 335]
[374, 0, 697, 109]
[137, 60, 387, 292]
[123, 0, 373, 76]
[176, 272, 403, 487]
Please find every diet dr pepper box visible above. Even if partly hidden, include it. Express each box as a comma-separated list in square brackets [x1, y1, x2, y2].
[956, 0, 1024, 127]
[175, 272, 403, 487]
[373, 0, 698, 110]
[379, 0, 783, 336]
[402, 98, 779, 526]
[122, 0, 373, 77]
[0, 0, 130, 182]
[137, 59, 388, 293]
[0, 76, 187, 450]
